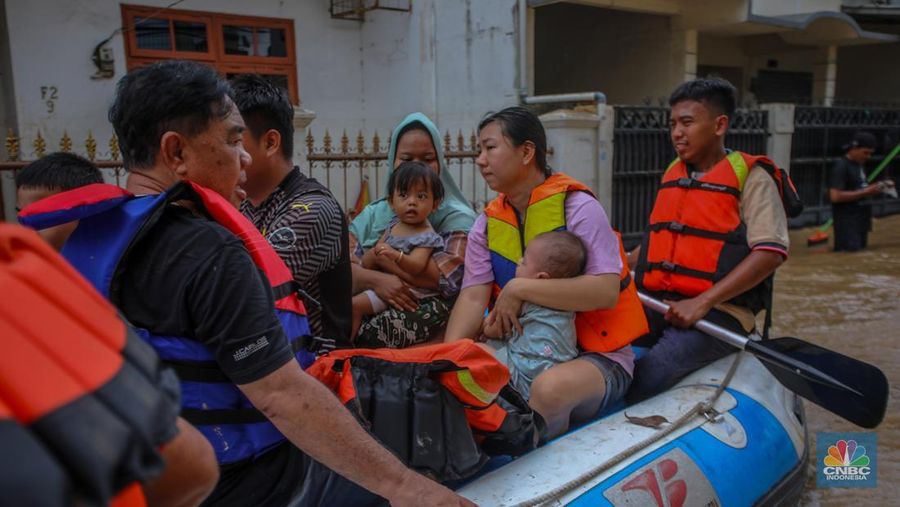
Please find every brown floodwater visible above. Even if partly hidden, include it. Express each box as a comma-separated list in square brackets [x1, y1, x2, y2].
[770, 214, 900, 506]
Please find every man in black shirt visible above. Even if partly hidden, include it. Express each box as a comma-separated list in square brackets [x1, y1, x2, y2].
[108, 60, 471, 507]
[232, 74, 352, 347]
[828, 131, 894, 252]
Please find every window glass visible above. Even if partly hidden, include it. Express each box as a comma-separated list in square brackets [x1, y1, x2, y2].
[173, 20, 208, 52]
[257, 28, 287, 57]
[135, 17, 171, 50]
[223, 25, 254, 56]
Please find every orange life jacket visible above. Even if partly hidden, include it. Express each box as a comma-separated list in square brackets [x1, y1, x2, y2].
[307, 340, 539, 479]
[0, 224, 178, 506]
[635, 151, 780, 313]
[484, 173, 647, 352]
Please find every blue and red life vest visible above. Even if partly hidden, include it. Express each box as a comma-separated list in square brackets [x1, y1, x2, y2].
[19, 181, 315, 465]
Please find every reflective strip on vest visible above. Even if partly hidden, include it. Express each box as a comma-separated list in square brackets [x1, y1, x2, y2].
[523, 192, 566, 245]
[453, 369, 497, 406]
[484, 174, 647, 353]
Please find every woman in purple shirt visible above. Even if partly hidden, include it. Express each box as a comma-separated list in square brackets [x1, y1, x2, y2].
[445, 107, 634, 439]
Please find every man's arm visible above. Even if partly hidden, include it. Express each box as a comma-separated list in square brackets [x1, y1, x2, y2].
[666, 167, 787, 328]
[626, 245, 640, 270]
[663, 250, 783, 328]
[143, 418, 219, 507]
[829, 184, 884, 204]
[238, 362, 471, 506]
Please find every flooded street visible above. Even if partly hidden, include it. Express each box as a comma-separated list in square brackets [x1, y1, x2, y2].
[771, 214, 900, 506]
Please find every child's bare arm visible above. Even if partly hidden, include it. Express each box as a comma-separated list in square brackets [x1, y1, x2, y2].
[375, 245, 433, 277]
[398, 246, 433, 276]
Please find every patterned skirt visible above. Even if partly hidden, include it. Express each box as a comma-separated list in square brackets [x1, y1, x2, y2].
[355, 295, 454, 349]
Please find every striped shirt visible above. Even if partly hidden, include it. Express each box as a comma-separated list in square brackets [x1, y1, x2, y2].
[241, 170, 346, 338]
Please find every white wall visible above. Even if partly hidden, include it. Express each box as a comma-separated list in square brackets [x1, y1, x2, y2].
[2, 0, 517, 142]
[0, 0, 519, 213]
[835, 24, 900, 103]
[751, 0, 842, 17]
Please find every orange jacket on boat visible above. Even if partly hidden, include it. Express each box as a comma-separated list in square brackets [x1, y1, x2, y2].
[484, 173, 648, 352]
[0, 224, 178, 506]
[636, 151, 783, 313]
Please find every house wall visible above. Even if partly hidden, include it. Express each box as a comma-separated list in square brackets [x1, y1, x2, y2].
[1, 0, 518, 147]
[835, 24, 900, 104]
[534, 3, 681, 105]
[751, 0, 842, 17]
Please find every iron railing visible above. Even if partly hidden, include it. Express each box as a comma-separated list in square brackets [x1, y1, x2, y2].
[0, 130, 125, 220]
[611, 107, 768, 248]
[305, 129, 490, 214]
[789, 106, 900, 226]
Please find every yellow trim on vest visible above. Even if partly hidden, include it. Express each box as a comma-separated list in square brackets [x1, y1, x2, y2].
[487, 216, 522, 262]
[523, 193, 566, 245]
[455, 369, 497, 405]
[727, 151, 750, 191]
[664, 158, 680, 176]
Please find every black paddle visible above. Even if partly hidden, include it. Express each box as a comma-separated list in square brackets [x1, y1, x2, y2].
[639, 293, 888, 429]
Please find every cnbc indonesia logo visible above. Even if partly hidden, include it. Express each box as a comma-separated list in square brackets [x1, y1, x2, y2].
[821, 439, 871, 482]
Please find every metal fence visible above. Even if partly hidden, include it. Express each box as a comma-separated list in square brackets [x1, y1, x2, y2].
[611, 107, 769, 248]
[0, 128, 486, 221]
[789, 106, 900, 227]
[304, 129, 491, 214]
[0, 130, 126, 220]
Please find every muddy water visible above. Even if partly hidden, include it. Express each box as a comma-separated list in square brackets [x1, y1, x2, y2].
[769, 214, 900, 506]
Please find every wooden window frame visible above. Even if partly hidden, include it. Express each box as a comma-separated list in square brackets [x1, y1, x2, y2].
[121, 4, 299, 104]
[214, 14, 295, 66]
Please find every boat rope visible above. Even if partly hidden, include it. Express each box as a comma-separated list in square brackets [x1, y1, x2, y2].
[512, 353, 744, 507]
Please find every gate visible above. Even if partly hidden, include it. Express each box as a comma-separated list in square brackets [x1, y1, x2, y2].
[789, 106, 900, 227]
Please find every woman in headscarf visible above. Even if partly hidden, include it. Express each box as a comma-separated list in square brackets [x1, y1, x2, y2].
[349, 113, 477, 348]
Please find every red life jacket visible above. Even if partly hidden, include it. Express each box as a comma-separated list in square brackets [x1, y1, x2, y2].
[636, 151, 787, 313]
[484, 173, 647, 353]
[0, 223, 178, 506]
[307, 340, 539, 480]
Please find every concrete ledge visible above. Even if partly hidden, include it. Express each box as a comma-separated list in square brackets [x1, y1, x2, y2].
[539, 109, 601, 129]
[293, 107, 317, 130]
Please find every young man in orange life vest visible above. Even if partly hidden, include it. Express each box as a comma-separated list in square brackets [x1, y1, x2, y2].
[628, 78, 790, 401]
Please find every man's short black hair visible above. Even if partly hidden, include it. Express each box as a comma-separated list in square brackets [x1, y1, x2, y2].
[388, 161, 444, 203]
[669, 78, 737, 118]
[530, 231, 587, 279]
[15, 152, 103, 190]
[230, 74, 294, 160]
[108, 60, 233, 170]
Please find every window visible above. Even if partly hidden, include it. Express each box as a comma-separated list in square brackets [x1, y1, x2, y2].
[122, 4, 299, 104]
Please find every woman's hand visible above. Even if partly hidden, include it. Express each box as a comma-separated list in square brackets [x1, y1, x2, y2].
[481, 316, 503, 340]
[361, 247, 380, 270]
[372, 272, 418, 312]
[486, 278, 524, 337]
